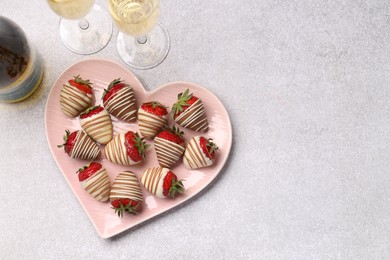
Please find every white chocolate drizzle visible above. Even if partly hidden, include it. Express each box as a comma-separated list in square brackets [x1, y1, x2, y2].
[183, 136, 214, 169]
[174, 99, 208, 132]
[70, 130, 100, 160]
[140, 167, 169, 198]
[104, 133, 140, 166]
[138, 107, 167, 139]
[80, 167, 110, 202]
[103, 86, 137, 122]
[59, 83, 92, 117]
[110, 171, 143, 203]
[80, 108, 113, 145]
[154, 137, 185, 168]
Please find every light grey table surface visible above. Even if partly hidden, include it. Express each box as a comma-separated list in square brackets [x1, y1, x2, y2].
[1, 0, 390, 259]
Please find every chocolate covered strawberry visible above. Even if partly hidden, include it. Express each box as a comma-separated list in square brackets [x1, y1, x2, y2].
[138, 101, 168, 139]
[79, 105, 113, 145]
[141, 167, 184, 198]
[183, 136, 218, 169]
[57, 129, 100, 160]
[110, 171, 143, 217]
[104, 130, 149, 166]
[77, 162, 110, 202]
[154, 125, 185, 168]
[171, 89, 208, 132]
[59, 75, 93, 117]
[102, 79, 137, 122]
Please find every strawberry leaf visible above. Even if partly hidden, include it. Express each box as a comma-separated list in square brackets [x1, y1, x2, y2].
[171, 89, 192, 116]
[169, 178, 184, 198]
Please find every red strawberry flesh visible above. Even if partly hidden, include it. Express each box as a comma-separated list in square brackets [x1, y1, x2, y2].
[163, 171, 177, 197]
[200, 136, 215, 160]
[156, 130, 184, 145]
[177, 96, 198, 117]
[68, 76, 92, 94]
[78, 162, 102, 181]
[103, 83, 126, 103]
[65, 130, 78, 155]
[141, 102, 168, 117]
[111, 198, 140, 217]
[111, 198, 138, 208]
[186, 96, 198, 106]
[80, 106, 104, 119]
[124, 131, 143, 162]
[172, 89, 199, 119]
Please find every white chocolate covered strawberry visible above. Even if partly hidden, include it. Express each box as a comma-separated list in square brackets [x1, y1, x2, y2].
[104, 131, 149, 166]
[138, 101, 168, 139]
[110, 171, 143, 217]
[79, 105, 113, 145]
[77, 162, 110, 202]
[102, 79, 137, 122]
[59, 75, 93, 117]
[183, 136, 218, 169]
[171, 89, 208, 132]
[141, 167, 184, 198]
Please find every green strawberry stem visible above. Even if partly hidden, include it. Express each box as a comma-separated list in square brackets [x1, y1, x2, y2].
[73, 75, 92, 87]
[171, 89, 192, 116]
[102, 78, 123, 99]
[76, 163, 91, 174]
[80, 105, 100, 116]
[161, 125, 185, 139]
[206, 138, 219, 155]
[134, 132, 150, 159]
[107, 78, 122, 90]
[150, 101, 167, 109]
[57, 129, 71, 149]
[112, 202, 138, 218]
[169, 178, 184, 198]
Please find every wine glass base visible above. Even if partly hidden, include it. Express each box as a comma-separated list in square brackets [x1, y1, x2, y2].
[116, 23, 170, 70]
[59, 4, 113, 55]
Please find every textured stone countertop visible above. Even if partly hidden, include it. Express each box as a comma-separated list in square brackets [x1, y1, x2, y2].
[1, 0, 389, 259]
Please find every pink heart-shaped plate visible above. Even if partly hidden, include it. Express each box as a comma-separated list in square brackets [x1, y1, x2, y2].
[44, 58, 232, 238]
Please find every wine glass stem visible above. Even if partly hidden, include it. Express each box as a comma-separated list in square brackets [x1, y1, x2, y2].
[78, 19, 89, 30]
[136, 35, 148, 44]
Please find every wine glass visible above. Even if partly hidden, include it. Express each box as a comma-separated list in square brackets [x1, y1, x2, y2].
[108, 0, 170, 69]
[47, 0, 113, 55]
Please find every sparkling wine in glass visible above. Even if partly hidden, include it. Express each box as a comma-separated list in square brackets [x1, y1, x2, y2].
[108, 0, 170, 69]
[47, 0, 113, 54]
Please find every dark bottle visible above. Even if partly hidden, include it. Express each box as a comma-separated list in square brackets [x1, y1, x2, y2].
[0, 16, 43, 102]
